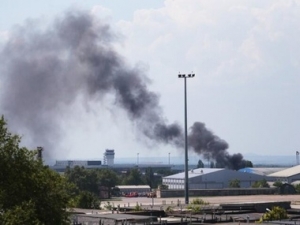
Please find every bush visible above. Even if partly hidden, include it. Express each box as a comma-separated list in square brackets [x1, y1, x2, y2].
[273, 181, 283, 188]
[252, 179, 270, 188]
[165, 206, 174, 213]
[77, 191, 100, 209]
[190, 198, 209, 205]
[187, 205, 202, 213]
[103, 201, 113, 210]
[259, 206, 288, 222]
[294, 183, 300, 193]
[134, 203, 143, 211]
[229, 179, 240, 188]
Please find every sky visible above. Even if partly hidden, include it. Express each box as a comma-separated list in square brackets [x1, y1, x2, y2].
[0, 0, 299, 164]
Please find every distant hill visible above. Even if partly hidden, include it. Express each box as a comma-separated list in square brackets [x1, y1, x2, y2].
[115, 154, 298, 167]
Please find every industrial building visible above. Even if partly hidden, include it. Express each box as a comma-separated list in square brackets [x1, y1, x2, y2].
[116, 185, 151, 195]
[162, 168, 268, 189]
[238, 167, 286, 176]
[267, 165, 300, 184]
[50, 148, 173, 173]
[51, 160, 101, 172]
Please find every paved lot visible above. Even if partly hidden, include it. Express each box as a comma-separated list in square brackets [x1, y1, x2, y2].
[108, 195, 300, 207]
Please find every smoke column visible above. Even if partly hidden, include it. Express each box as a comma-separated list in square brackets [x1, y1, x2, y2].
[0, 10, 183, 157]
[188, 122, 246, 170]
[0, 10, 246, 169]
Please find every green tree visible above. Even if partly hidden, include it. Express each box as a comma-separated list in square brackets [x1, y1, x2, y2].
[65, 166, 99, 195]
[252, 179, 270, 188]
[243, 160, 253, 168]
[77, 191, 100, 209]
[156, 168, 175, 177]
[229, 179, 241, 188]
[273, 181, 283, 188]
[145, 167, 154, 188]
[197, 160, 204, 168]
[0, 200, 42, 225]
[294, 183, 300, 193]
[259, 206, 288, 222]
[97, 169, 119, 198]
[0, 116, 72, 224]
[122, 168, 145, 185]
[65, 167, 119, 201]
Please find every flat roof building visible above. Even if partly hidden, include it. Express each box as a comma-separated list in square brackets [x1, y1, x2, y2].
[163, 168, 268, 189]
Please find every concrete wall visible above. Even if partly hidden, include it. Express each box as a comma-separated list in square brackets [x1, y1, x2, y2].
[156, 188, 278, 198]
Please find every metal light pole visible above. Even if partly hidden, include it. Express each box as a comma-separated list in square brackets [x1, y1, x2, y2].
[178, 73, 195, 204]
[168, 152, 170, 165]
[137, 153, 139, 165]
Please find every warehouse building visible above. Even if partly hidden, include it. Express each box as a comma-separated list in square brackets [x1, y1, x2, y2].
[116, 185, 151, 195]
[268, 165, 300, 184]
[238, 167, 286, 176]
[162, 168, 268, 189]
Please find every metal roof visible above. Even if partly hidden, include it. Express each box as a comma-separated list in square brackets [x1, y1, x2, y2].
[239, 167, 286, 176]
[163, 168, 224, 179]
[116, 185, 150, 189]
[268, 165, 300, 177]
[76, 213, 156, 222]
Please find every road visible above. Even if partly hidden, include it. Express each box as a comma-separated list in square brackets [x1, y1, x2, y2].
[108, 195, 300, 208]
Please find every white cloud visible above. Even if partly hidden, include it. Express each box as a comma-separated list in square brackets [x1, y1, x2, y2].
[112, 0, 300, 157]
[2, 0, 300, 160]
[0, 30, 9, 43]
[90, 5, 112, 22]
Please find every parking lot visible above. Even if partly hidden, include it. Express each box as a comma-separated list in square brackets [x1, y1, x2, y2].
[108, 195, 300, 208]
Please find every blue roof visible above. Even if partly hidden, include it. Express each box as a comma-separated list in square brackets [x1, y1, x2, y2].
[239, 168, 254, 173]
[238, 167, 285, 176]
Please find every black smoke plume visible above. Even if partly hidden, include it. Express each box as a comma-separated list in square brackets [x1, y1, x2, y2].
[0, 10, 246, 169]
[188, 122, 247, 170]
[0, 10, 183, 158]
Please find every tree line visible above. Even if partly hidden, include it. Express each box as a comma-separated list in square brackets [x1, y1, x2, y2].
[2, 115, 298, 224]
[0, 115, 175, 223]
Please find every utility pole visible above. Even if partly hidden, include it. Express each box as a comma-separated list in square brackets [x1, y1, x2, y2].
[178, 73, 195, 204]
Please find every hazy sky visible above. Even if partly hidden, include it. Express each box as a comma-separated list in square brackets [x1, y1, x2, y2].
[0, 0, 299, 163]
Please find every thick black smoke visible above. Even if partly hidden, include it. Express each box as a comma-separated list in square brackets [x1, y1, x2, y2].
[0, 10, 183, 157]
[188, 122, 247, 170]
[0, 10, 246, 169]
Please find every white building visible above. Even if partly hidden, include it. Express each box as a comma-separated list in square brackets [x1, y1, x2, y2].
[162, 168, 268, 189]
[54, 160, 101, 167]
[103, 149, 115, 165]
[268, 165, 300, 184]
[116, 185, 151, 194]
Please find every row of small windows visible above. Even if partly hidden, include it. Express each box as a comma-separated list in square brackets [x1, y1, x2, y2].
[163, 179, 184, 184]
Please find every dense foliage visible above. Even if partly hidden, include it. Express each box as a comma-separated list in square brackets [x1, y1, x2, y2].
[197, 160, 205, 168]
[0, 116, 72, 224]
[273, 181, 283, 188]
[259, 206, 288, 222]
[252, 179, 270, 188]
[229, 179, 241, 188]
[294, 183, 300, 193]
[64, 166, 119, 208]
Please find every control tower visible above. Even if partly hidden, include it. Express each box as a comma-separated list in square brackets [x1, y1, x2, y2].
[103, 149, 115, 165]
